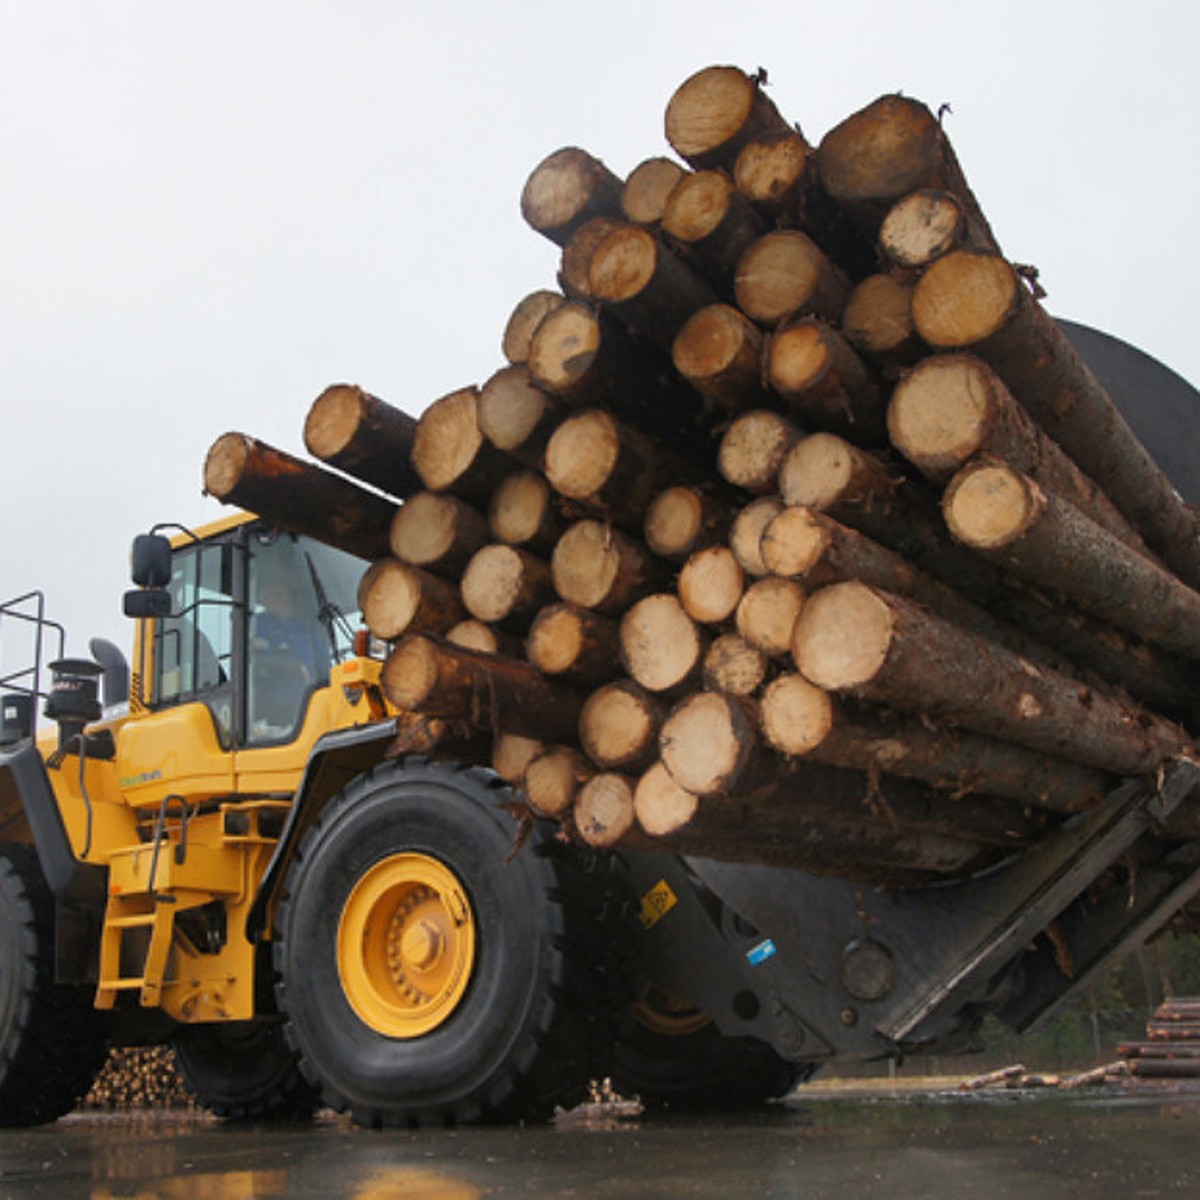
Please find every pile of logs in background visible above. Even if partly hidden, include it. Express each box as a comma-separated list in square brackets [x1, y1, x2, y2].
[204, 65, 1200, 889]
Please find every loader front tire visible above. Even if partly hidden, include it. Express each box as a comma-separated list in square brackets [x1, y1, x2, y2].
[273, 759, 605, 1127]
[0, 845, 107, 1126]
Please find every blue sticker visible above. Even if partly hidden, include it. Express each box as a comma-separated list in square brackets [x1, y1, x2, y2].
[746, 939, 777, 967]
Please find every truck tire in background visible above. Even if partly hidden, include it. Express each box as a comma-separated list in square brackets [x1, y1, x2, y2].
[272, 758, 607, 1127]
[0, 845, 108, 1127]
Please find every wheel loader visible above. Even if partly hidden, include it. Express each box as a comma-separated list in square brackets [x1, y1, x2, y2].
[0, 321, 1198, 1129]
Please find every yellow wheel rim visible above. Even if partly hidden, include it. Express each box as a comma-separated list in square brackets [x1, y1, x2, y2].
[633, 986, 712, 1038]
[337, 852, 475, 1038]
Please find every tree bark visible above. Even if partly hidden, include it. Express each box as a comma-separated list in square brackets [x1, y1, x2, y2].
[735, 576, 806, 658]
[730, 497, 784, 578]
[487, 470, 565, 557]
[381, 634, 582, 743]
[559, 216, 625, 301]
[460, 544, 555, 631]
[662, 169, 767, 286]
[734, 230, 851, 328]
[672, 303, 769, 412]
[944, 462, 1200, 659]
[477, 364, 564, 468]
[703, 632, 770, 697]
[357, 559, 464, 641]
[389, 491, 489, 577]
[840, 274, 924, 376]
[203, 432, 395, 562]
[643, 484, 729, 560]
[717, 410, 803, 494]
[579, 679, 664, 771]
[792, 580, 1195, 775]
[502, 290, 567, 365]
[677, 545, 745, 624]
[912, 250, 1200, 589]
[520, 146, 625, 246]
[523, 745, 593, 819]
[619, 593, 707, 694]
[878, 188, 998, 271]
[411, 386, 517, 507]
[525, 602, 622, 687]
[622, 156, 688, 227]
[664, 65, 792, 171]
[551, 519, 671, 614]
[302, 383, 422, 500]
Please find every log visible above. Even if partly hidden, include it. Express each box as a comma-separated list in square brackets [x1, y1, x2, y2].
[661, 169, 767, 285]
[488, 470, 565, 557]
[459, 544, 555, 630]
[619, 593, 707, 694]
[446, 618, 519, 658]
[579, 679, 664, 771]
[660, 691, 761, 797]
[622, 156, 688, 226]
[792, 580, 1195, 775]
[389, 491, 489, 577]
[734, 230, 851, 327]
[765, 317, 888, 444]
[664, 65, 791, 171]
[477, 365, 564, 468]
[943, 462, 1200, 659]
[703, 632, 770, 697]
[911, 250, 1200, 589]
[411, 386, 516, 507]
[677, 545, 745, 624]
[551, 519, 670, 614]
[559, 216, 624, 301]
[502, 290, 567, 365]
[492, 733, 545, 784]
[718, 410, 802, 494]
[815, 94, 996, 247]
[587, 224, 718, 350]
[357, 559, 464, 641]
[733, 129, 812, 222]
[643, 484, 728, 560]
[889, 353, 1148, 551]
[759, 671, 1111, 815]
[381, 634, 582, 743]
[574, 773, 647, 849]
[729, 497, 783, 578]
[520, 146, 624, 246]
[302, 383, 422, 500]
[526, 602, 621, 687]
[878, 188, 997, 271]
[634, 760, 704, 837]
[523, 745, 593, 819]
[672, 303, 769, 412]
[735, 577, 805, 658]
[203, 433, 395, 562]
[840, 274, 924, 375]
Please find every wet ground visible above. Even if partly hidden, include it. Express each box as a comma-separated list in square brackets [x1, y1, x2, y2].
[1, 1081, 1198, 1200]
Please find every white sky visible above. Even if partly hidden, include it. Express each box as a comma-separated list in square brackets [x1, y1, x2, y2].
[2, 0, 1198, 668]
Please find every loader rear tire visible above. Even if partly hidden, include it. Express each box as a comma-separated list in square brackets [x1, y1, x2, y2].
[173, 1019, 321, 1120]
[0, 845, 107, 1126]
[273, 758, 606, 1127]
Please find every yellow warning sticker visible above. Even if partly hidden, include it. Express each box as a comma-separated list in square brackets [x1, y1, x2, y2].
[639, 879, 679, 929]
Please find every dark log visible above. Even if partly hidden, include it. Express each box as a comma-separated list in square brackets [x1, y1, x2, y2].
[459, 544, 555, 631]
[622, 156, 688, 227]
[579, 679, 664, 771]
[389, 491, 489, 577]
[734, 230, 850, 328]
[661, 169, 767, 286]
[357, 559, 464, 641]
[551, 519, 671, 614]
[526, 602, 621, 687]
[488, 471, 565, 557]
[672, 303, 769, 412]
[477, 365, 564, 468]
[717, 410, 802, 494]
[619, 593, 707, 694]
[203, 432, 394, 562]
[520, 146, 624, 246]
[502, 290, 567, 365]
[302, 383, 422, 499]
[411, 386, 517, 507]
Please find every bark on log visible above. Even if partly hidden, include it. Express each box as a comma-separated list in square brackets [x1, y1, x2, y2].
[792, 580, 1195, 775]
[502, 290, 567, 365]
[735, 577, 806, 658]
[587, 224, 718, 350]
[878, 188, 998, 271]
[664, 65, 792, 171]
[389, 491, 489, 577]
[911, 250, 1200, 589]
[643, 484, 729, 560]
[662, 169, 767, 285]
[765, 318, 888, 444]
[840, 274, 924, 376]
[619, 593, 707, 694]
[944, 462, 1200, 659]
[520, 146, 625, 246]
[677, 545, 745, 624]
[889, 354, 1148, 551]
[660, 690, 762, 797]
[459, 544, 555, 630]
[492, 733, 545, 784]
[477, 365, 564, 468]
[411, 387, 516, 507]
[357, 559, 464, 641]
[523, 745, 593, 819]
[526, 602, 621, 687]
[488, 470, 565, 556]
[703, 631, 770, 696]
[579, 679, 664, 771]
[759, 671, 1111, 815]
[302, 383, 422, 500]
[551, 519, 670, 614]
[718, 410, 802, 494]
[729, 497, 783, 578]
[622, 156, 688, 227]
[734, 230, 851, 327]
[559, 216, 625, 301]
[382, 634, 582, 743]
[203, 433, 395, 562]
[672, 303, 769, 412]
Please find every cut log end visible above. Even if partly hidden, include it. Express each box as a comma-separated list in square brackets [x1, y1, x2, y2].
[489, 471, 555, 548]
[719, 411, 801, 494]
[760, 506, 830, 578]
[678, 545, 745, 624]
[760, 672, 834, 756]
[730, 497, 783, 578]
[736, 577, 806, 658]
[478, 366, 555, 456]
[379, 635, 440, 711]
[842, 274, 917, 357]
[735, 230, 835, 326]
[524, 746, 591, 818]
[663, 170, 735, 242]
[635, 761, 701, 836]
[733, 131, 810, 208]
[703, 632, 769, 696]
[887, 355, 993, 476]
[665, 65, 759, 162]
[645, 486, 707, 559]
[527, 303, 602, 395]
[778, 432, 885, 510]
[766, 322, 831, 396]
[358, 560, 462, 642]
[943, 461, 1042, 550]
[587, 224, 659, 304]
[620, 593, 704, 693]
[411, 388, 485, 493]
[791, 580, 896, 690]
[545, 409, 621, 502]
[502, 291, 567, 364]
[579, 681, 661, 770]
[446, 619, 503, 655]
[202, 432, 253, 499]
[460, 544, 550, 626]
[520, 147, 621, 245]
[492, 733, 545, 784]
[660, 691, 755, 796]
[623, 157, 689, 226]
[574, 773, 637, 847]
[912, 250, 1018, 349]
[302, 384, 369, 461]
[879, 189, 967, 268]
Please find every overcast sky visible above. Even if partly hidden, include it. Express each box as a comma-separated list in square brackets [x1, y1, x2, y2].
[2, 0, 1198, 670]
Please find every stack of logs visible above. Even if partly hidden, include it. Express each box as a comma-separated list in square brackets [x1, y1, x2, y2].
[1119, 997, 1200, 1079]
[204, 65, 1200, 888]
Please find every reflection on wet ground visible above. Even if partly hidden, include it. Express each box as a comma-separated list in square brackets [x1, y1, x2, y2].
[1, 1083, 1198, 1199]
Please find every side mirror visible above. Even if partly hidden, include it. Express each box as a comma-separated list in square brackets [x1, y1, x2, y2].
[123, 589, 173, 619]
[130, 534, 172, 588]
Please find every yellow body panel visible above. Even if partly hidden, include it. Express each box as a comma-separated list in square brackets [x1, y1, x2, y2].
[115, 703, 234, 811]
